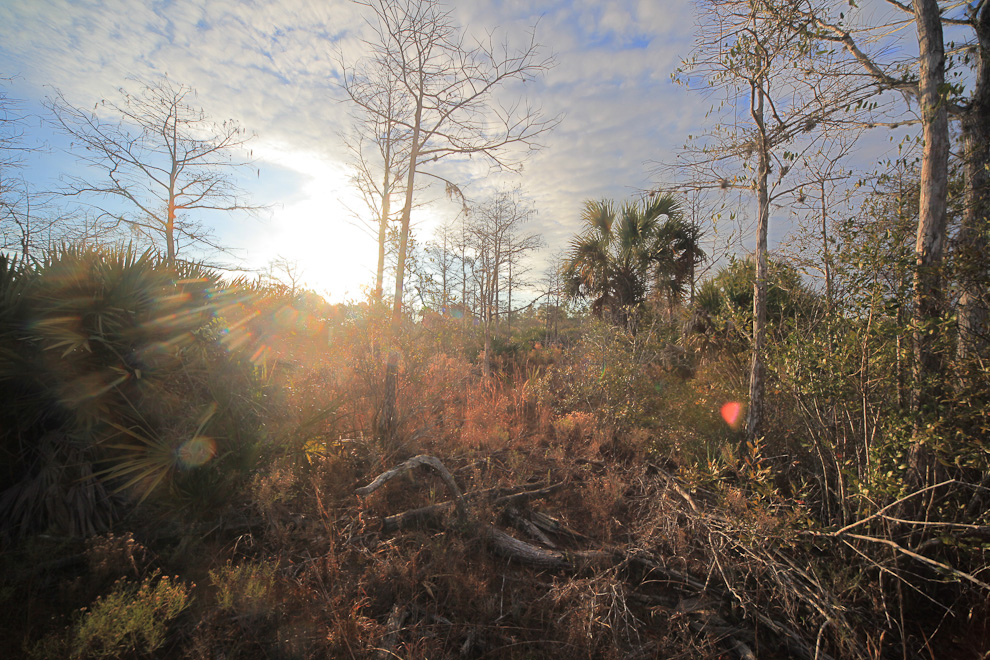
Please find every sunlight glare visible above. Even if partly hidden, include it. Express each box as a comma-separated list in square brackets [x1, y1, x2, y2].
[249, 145, 376, 301]
[177, 436, 216, 468]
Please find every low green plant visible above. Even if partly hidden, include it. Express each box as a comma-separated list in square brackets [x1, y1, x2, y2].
[31, 570, 191, 659]
[0, 245, 276, 536]
[209, 560, 279, 618]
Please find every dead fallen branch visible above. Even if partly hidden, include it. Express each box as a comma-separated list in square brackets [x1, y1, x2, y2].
[356, 454, 464, 500]
[354, 454, 841, 660]
[807, 529, 990, 593]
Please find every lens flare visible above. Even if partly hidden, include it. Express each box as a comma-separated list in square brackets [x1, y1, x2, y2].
[720, 401, 743, 430]
[177, 436, 216, 468]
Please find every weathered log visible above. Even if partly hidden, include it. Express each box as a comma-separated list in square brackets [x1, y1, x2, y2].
[505, 508, 556, 548]
[375, 604, 408, 660]
[356, 454, 829, 660]
[529, 510, 588, 541]
[482, 526, 616, 571]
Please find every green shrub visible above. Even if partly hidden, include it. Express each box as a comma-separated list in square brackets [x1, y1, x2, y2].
[30, 571, 191, 659]
[209, 560, 278, 619]
[0, 245, 273, 537]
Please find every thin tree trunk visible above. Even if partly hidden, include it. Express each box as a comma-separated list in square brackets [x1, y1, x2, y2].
[507, 259, 513, 335]
[908, 0, 950, 490]
[957, 3, 990, 368]
[820, 180, 833, 308]
[166, 199, 177, 265]
[380, 100, 423, 443]
[375, 166, 392, 302]
[911, 0, 950, 415]
[483, 311, 492, 378]
[166, 127, 179, 266]
[746, 66, 770, 447]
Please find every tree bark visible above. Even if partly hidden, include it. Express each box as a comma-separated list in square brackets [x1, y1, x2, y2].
[911, 0, 950, 415]
[746, 60, 770, 446]
[374, 164, 391, 302]
[957, 2, 990, 368]
[379, 98, 423, 443]
[166, 198, 177, 265]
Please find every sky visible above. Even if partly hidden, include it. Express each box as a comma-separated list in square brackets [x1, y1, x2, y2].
[0, 0, 917, 301]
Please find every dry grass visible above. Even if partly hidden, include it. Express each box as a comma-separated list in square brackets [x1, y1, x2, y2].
[4, 306, 989, 660]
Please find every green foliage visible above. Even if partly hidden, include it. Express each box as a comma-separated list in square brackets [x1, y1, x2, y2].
[533, 319, 669, 430]
[0, 245, 272, 537]
[694, 255, 812, 341]
[209, 560, 279, 619]
[30, 571, 190, 659]
[73, 572, 190, 659]
[563, 194, 703, 332]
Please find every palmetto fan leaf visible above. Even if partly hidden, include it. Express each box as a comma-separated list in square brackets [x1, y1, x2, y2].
[563, 192, 701, 331]
[0, 244, 253, 538]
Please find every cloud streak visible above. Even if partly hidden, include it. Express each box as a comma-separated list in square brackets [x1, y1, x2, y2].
[1, 0, 710, 296]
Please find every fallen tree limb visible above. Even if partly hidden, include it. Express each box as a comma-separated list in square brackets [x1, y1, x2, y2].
[355, 454, 835, 660]
[806, 529, 990, 593]
[505, 508, 556, 548]
[356, 454, 467, 519]
[375, 604, 408, 660]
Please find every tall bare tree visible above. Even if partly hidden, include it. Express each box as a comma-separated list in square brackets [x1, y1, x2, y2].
[423, 215, 463, 310]
[538, 254, 567, 344]
[759, 0, 990, 397]
[675, 0, 851, 444]
[266, 255, 305, 297]
[910, 0, 951, 410]
[467, 189, 542, 376]
[0, 81, 59, 261]
[343, 0, 559, 438]
[342, 64, 412, 302]
[46, 76, 259, 265]
[952, 2, 990, 367]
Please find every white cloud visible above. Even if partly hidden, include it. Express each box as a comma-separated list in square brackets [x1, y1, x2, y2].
[1, 0, 713, 297]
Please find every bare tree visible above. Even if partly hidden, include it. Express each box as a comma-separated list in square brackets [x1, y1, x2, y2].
[342, 64, 412, 302]
[761, 0, 990, 395]
[675, 0, 852, 445]
[956, 2, 990, 367]
[422, 215, 463, 310]
[343, 0, 559, 438]
[538, 254, 567, 344]
[467, 189, 543, 376]
[0, 81, 60, 261]
[46, 76, 259, 265]
[267, 255, 305, 297]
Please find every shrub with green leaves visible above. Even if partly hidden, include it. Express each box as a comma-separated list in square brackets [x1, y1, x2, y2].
[209, 560, 279, 619]
[30, 571, 190, 659]
[0, 245, 272, 538]
[534, 319, 667, 431]
[693, 255, 813, 346]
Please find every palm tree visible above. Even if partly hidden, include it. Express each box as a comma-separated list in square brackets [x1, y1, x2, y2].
[563, 193, 702, 331]
[643, 199, 706, 317]
[0, 245, 272, 538]
[563, 199, 637, 330]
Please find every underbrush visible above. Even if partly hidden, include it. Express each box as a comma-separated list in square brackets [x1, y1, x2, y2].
[3, 280, 989, 659]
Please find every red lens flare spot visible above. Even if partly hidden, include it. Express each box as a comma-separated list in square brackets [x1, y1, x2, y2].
[720, 401, 743, 430]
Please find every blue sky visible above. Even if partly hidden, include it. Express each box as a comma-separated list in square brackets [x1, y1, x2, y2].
[0, 0, 920, 299]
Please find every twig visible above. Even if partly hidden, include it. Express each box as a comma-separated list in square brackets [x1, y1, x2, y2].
[807, 529, 990, 592]
[833, 480, 955, 535]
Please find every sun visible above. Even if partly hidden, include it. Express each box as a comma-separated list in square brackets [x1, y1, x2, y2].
[240, 143, 459, 304]
[247, 145, 378, 301]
